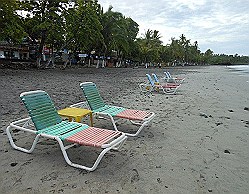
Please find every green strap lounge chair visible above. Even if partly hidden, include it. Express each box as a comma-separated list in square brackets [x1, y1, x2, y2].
[6, 90, 127, 171]
[73, 82, 155, 137]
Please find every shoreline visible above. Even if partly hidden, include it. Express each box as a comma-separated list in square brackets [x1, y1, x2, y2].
[0, 66, 249, 193]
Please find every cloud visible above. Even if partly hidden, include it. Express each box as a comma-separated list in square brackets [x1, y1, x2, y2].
[168, 0, 207, 11]
[98, 0, 249, 55]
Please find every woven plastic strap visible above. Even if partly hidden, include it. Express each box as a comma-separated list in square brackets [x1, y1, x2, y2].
[146, 74, 155, 86]
[66, 127, 122, 147]
[80, 83, 106, 111]
[93, 105, 126, 116]
[20, 91, 62, 130]
[37, 121, 89, 140]
[116, 109, 151, 121]
[152, 74, 160, 83]
[160, 83, 178, 88]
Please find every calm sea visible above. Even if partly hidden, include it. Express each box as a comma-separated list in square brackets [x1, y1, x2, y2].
[227, 65, 249, 77]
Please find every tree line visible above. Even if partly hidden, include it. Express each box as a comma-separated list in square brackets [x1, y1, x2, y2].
[1, 0, 248, 68]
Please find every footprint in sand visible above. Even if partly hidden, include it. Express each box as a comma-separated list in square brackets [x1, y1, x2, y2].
[224, 149, 230, 154]
[147, 131, 154, 138]
[241, 120, 249, 128]
[130, 169, 140, 183]
[10, 162, 18, 167]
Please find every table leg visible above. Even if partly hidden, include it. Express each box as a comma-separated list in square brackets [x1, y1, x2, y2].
[89, 112, 93, 127]
[75, 116, 81, 123]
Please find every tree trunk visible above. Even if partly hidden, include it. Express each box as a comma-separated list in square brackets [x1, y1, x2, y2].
[36, 30, 46, 68]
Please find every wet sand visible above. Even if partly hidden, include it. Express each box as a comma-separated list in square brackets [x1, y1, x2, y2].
[0, 65, 249, 193]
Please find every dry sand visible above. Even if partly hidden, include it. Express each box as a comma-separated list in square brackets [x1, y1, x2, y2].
[0, 65, 249, 193]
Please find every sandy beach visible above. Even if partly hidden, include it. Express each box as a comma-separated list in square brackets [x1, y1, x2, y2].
[0, 65, 249, 193]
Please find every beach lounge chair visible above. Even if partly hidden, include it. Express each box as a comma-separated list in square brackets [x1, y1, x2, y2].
[164, 71, 185, 83]
[6, 90, 127, 171]
[152, 73, 181, 86]
[144, 74, 180, 94]
[74, 82, 155, 137]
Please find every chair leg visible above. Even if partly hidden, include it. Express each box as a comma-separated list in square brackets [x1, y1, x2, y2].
[109, 114, 155, 137]
[95, 111, 155, 137]
[104, 114, 120, 131]
[55, 136, 126, 171]
[112, 137, 127, 150]
[126, 120, 150, 137]
[127, 112, 155, 136]
[162, 87, 177, 94]
[6, 125, 40, 153]
[129, 120, 143, 125]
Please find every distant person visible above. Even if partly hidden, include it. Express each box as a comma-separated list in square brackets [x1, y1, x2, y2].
[62, 50, 69, 69]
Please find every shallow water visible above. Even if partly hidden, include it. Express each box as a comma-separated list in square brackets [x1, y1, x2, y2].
[227, 65, 249, 77]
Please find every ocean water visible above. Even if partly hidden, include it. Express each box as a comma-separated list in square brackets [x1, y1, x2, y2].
[227, 65, 249, 77]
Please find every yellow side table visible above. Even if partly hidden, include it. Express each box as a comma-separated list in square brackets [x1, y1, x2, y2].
[58, 107, 93, 126]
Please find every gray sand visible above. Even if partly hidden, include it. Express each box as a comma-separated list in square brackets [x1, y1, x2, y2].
[0, 66, 249, 193]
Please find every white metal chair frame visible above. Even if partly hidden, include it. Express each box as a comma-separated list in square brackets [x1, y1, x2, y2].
[163, 71, 185, 84]
[70, 82, 155, 137]
[71, 101, 155, 137]
[140, 74, 180, 95]
[6, 91, 127, 171]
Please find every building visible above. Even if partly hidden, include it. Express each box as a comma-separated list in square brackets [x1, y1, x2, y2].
[0, 41, 30, 60]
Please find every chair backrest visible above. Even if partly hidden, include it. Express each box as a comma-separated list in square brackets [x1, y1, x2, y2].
[80, 82, 106, 111]
[163, 72, 169, 79]
[146, 74, 155, 86]
[165, 71, 172, 78]
[152, 73, 160, 83]
[20, 90, 62, 131]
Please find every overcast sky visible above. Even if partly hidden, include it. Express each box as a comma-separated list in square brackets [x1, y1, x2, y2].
[98, 0, 249, 56]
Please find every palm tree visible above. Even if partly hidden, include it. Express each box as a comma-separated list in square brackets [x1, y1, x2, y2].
[137, 29, 163, 64]
[101, 6, 139, 66]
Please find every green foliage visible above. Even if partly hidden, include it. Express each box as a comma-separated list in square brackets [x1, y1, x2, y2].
[64, 0, 104, 53]
[0, 0, 26, 43]
[100, 7, 139, 60]
[19, 0, 69, 55]
[136, 29, 163, 63]
[1, 0, 248, 66]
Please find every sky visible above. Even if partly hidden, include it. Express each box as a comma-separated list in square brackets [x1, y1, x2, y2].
[98, 0, 249, 56]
